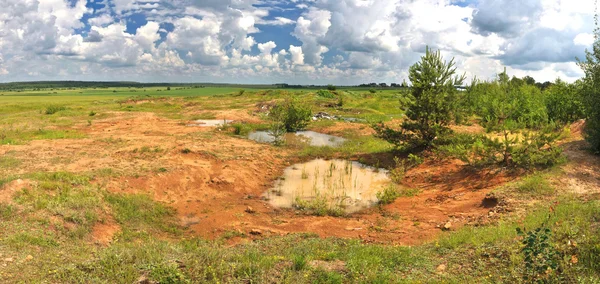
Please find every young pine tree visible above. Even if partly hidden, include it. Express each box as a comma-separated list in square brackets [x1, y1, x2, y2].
[374, 47, 465, 149]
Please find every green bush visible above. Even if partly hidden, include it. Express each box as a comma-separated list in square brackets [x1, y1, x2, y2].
[316, 90, 335, 98]
[517, 224, 559, 282]
[45, 105, 66, 115]
[231, 123, 252, 136]
[376, 185, 401, 205]
[269, 97, 312, 132]
[436, 125, 564, 170]
[435, 133, 502, 168]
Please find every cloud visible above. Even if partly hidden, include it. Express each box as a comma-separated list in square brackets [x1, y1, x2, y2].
[471, 0, 542, 37]
[0, 0, 596, 84]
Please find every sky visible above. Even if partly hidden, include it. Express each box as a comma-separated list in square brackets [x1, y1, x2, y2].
[0, 0, 596, 85]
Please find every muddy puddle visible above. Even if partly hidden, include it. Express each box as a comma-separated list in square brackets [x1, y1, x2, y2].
[248, 131, 346, 147]
[265, 159, 391, 213]
[188, 119, 233, 127]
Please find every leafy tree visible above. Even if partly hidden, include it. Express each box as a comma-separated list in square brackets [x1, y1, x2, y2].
[469, 71, 547, 131]
[544, 79, 585, 124]
[523, 75, 536, 86]
[579, 9, 600, 153]
[374, 47, 465, 148]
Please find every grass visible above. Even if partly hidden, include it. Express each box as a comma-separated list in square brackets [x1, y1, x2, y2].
[294, 196, 346, 217]
[0, 155, 21, 169]
[517, 173, 555, 195]
[376, 185, 401, 205]
[0, 168, 597, 283]
[0, 86, 598, 282]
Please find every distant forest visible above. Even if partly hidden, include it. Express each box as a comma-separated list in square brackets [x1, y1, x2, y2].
[0, 78, 554, 91]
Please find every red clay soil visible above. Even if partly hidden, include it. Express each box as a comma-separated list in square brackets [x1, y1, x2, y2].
[0, 112, 545, 245]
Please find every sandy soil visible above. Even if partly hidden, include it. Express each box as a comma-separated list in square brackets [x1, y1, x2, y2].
[0, 113, 596, 245]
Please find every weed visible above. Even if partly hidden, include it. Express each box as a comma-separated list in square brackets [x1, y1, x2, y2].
[181, 148, 192, 154]
[294, 196, 345, 217]
[376, 185, 401, 205]
[517, 221, 559, 282]
[292, 254, 308, 271]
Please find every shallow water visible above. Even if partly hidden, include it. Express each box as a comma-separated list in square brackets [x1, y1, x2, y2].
[248, 131, 346, 147]
[188, 119, 233, 127]
[265, 159, 391, 213]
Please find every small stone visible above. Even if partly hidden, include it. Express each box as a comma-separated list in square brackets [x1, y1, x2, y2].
[443, 222, 452, 230]
[245, 206, 255, 214]
[250, 229, 262, 235]
[25, 255, 33, 261]
[436, 264, 447, 273]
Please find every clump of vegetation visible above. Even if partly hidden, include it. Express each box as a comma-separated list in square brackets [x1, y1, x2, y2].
[269, 97, 312, 133]
[294, 196, 345, 217]
[316, 90, 335, 98]
[181, 148, 192, 154]
[45, 105, 66, 115]
[88, 111, 97, 117]
[231, 123, 252, 136]
[517, 174, 555, 195]
[376, 185, 401, 205]
[517, 221, 560, 282]
[579, 14, 600, 154]
[388, 154, 422, 183]
[544, 79, 585, 124]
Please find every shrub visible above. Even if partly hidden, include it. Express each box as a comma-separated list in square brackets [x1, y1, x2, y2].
[369, 89, 376, 94]
[89, 111, 96, 116]
[327, 85, 337, 91]
[269, 97, 312, 132]
[510, 127, 565, 169]
[436, 124, 564, 170]
[45, 105, 66, 115]
[231, 123, 251, 136]
[517, 224, 559, 282]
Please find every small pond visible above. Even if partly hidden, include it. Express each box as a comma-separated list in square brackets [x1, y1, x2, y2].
[264, 159, 391, 213]
[188, 119, 233, 127]
[248, 131, 346, 147]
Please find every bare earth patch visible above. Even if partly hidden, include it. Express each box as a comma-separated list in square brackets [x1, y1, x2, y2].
[1, 112, 597, 246]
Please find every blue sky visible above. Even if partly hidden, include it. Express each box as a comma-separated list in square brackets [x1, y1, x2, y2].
[0, 0, 595, 84]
